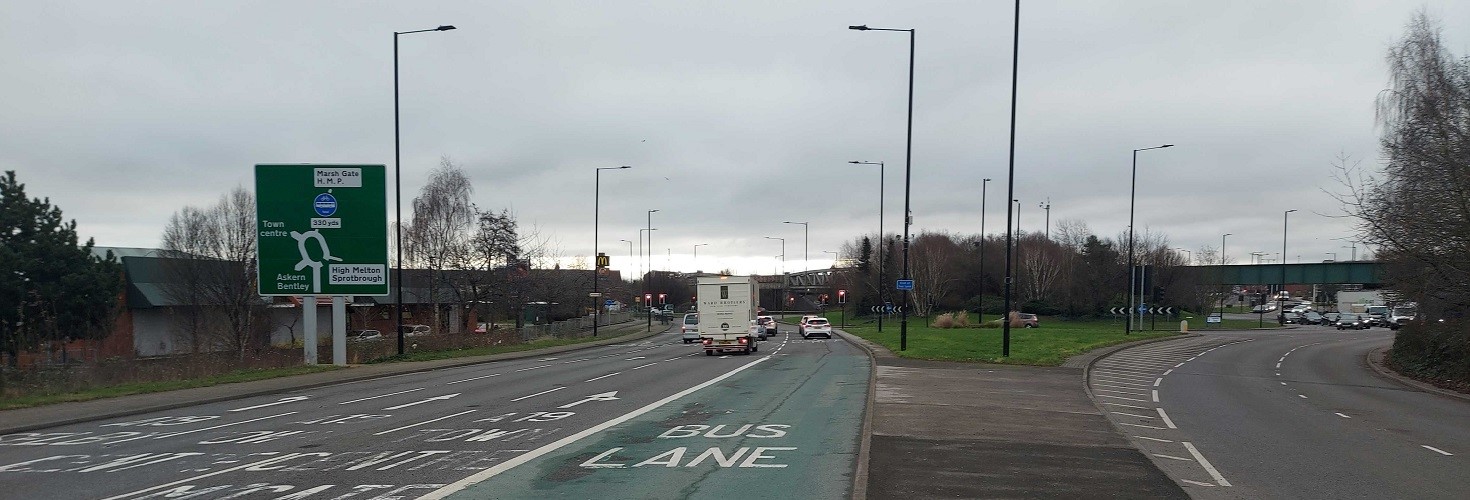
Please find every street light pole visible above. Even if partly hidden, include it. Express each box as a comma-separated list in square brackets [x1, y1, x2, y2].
[980, 177, 990, 326]
[1280, 209, 1297, 323]
[1219, 233, 1231, 320]
[393, 24, 456, 356]
[783, 221, 809, 272]
[848, 24, 914, 351]
[849, 161, 885, 332]
[764, 237, 786, 274]
[593, 166, 631, 337]
[646, 209, 658, 331]
[693, 243, 707, 272]
[1039, 199, 1051, 240]
[1125, 144, 1174, 335]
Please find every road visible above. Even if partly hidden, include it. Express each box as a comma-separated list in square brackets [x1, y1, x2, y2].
[0, 326, 869, 499]
[1089, 326, 1470, 499]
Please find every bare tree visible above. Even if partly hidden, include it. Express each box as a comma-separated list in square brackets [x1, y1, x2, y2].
[405, 157, 475, 330]
[910, 232, 963, 317]
[160, 186, 265, 357]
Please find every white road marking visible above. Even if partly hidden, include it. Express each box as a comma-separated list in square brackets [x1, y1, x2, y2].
[147, 412, 297, 440]
[1180, 479, 1217, 487]
[372, 409, 478, 435]
[1157, 408, 1177, 429]
[1162, 369, 1174, 376]
[1422, 445, 1453, 456]
[1093, 377, 1152, 387]
[1103, 402, 1153, 410]
[338, 388, 425, 405]
[1095, 386, 1149, 394]
[1281, 382, 1287, 385]
[1174, 363, 1185, 368]
[384, 393, 460, 410]
[1154, 378, 1163, 387]
[509, 387, 565, 402]
[229, 396, 309, 412]
[631, 362, 659, 370]
[584, 372, 621, 383]
[1135, 435, 1174, 443]
[1152, 390, 1160, 402]
[719, 355, 730, 359]
[626, 356, 646, 360]
[101, 452, 321, 500]
[1098, 394, 1151, 402]
[1092, 371, 1155, 380]
[1335, 412, 1351, 418]
[1112, 411, 1157, 419]
[1275, 362, 1282, 369]
[1118, 422, 1168, 430]
[537, 357, 560, 361]
[447, 374, 501, 385]
[1182, 442, 1231, 486]
[515, 364, 555, 372]
[420, 356, 771, 499]
[1154, 453, 1193, 461]
[1299, 395, 1308, 399]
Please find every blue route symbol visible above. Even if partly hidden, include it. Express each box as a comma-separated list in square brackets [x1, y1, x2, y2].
[1137, 303, 1148, 314]
[314, 193, 338, 217]
[896, 279, 914, 291]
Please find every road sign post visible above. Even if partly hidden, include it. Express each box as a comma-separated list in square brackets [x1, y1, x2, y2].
[256, 165, 388, 366]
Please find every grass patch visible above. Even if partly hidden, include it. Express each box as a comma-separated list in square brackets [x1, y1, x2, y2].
[841, 313, 1175, 365]
[368, 326, 652, 364]
[0, 365, 342, 411]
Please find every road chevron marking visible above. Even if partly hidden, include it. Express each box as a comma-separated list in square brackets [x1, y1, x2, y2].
[1182, 441, 1231, 486]
[420, 355, 771, 499]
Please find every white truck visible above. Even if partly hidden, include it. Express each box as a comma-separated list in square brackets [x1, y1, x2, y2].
[696, 275, 760, 356]
[1336, 290, 1385, 314]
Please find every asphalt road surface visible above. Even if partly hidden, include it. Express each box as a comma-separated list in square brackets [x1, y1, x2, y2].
[0, 327, 869, 499]
[1089, 327, 1469, 499]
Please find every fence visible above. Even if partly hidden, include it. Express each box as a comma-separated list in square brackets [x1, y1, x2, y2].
[517, 311, 636, 341]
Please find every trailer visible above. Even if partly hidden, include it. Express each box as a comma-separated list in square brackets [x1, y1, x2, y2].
[696, 275, 759, 356]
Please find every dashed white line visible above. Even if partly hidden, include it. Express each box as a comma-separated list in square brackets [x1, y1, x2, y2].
[373, 409, 478, 435]
[1154, 453, 1194, 461]
[631, 362, 658, 370]
[1180, 479, 1217, 487]
[1275, 362, 1282, 369]
[1299, 394, 1308, 399]
[1153, 378, 1163, 387]
[584, 372, 621, 383]
[1135, 435, 1174, 443]
[1182, 442, 1231, 486]
[338, 388, 424, 404]
[1174, 363, 1185, 368]
[626, 356, 646, 360]
[1335, 412, 1351, 418]
[1157, 408, 1177, 429]
[446, 374, 501, 385]
[510, 387, 565, 401]
[1162, 369, 1174, 376]
[515, 364, 554, 372]
[1422, 445, 1453, 456]
[1152, 390, 1160, 403]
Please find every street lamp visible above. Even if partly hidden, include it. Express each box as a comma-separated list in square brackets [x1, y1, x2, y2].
[1039, 199, 1052, 240]
[979, 178, 990, 326]
[1326, 252, 1337, 262]
[619, 239, 634, 287]
[592, 166, 631, 337]
[783, 221, 809, 272]
[1279, 209, 1297, 323]
[849, 160, 886, 332]
[1125, 144, 1174, 335]
[848, 24, 915, 351]
[645, 209, 658, 331]
[1219, 233, 1231, 319]
[823, 250, 839, 265]
[693, 243, 708, 272]
[393, 24, 456, 356]
[764, 237, 786, 274]
[1175, 248, 1192, 265]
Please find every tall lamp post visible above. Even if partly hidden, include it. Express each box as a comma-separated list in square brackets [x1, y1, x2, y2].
[1039, 199, 1052, 240]
[693, 243, 708, 272]
[764, 237, 786, 274]
[998, 0, 1020, 356]
[1125, 144, 1174, 335]
[1218, 233, 1231, 320]
[1279, 209, 1297, 322]
[783, 221, 809, 272]
[592, 166, 631, 337]
[645, 209, 658, 331]
[979, 178, 990, 326]
[394, 24, 456, 356]
[1176, 248, 1192, 265]
[848, 24, 915, 351]
[849, 160, 886, 332]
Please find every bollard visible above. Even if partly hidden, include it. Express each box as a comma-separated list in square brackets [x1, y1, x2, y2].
[1180, 320, 1189, 333]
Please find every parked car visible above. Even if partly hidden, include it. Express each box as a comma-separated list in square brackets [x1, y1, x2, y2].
[681, 313, 700, 343]
[749, 319, 768, 341]
[1336, 313, 1370, 330]
[399, 324, 431, 337]
[802, 317, 833, 339]
[348, 329, 382, 342]
[1017, 313, 1039, 328]
[757, 315, 777, 335]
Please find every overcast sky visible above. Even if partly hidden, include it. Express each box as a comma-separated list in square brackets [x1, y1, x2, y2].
[4, 1, 1468, 276]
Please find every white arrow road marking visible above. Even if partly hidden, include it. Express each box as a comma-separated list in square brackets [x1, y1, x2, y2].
[338, 388, 424, 404]
[373, 409, 478, 435]
[230, 396, 309, 412]
[383, 393, 460, 410]
[558, 391, 619, 409]
[510, 387, 565, 402]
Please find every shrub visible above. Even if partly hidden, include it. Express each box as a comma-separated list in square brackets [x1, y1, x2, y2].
[1387, 320, 1469, 392]
[953, 311, 971, 327]
[932, 313, 955, 328]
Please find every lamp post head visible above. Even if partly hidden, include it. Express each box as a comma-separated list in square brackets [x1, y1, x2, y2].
[649, 209, 660, 214]
[619, 165, 631, 169]
[1161, 144, 1174, 148]
[1286, 209, 1298, 214]
[436, 25, 456, 31]
[848, 25, 870, 30]
[984, 178, 991, 182]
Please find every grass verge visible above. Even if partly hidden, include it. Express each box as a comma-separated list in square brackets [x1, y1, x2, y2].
[841, 314, 1176, 365]
[367, 323, 656, 364]
[0, 365, 343, 411]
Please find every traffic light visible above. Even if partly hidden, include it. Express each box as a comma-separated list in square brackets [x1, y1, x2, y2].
[838, 289, 848, 304]
[658, 293, 667, 305]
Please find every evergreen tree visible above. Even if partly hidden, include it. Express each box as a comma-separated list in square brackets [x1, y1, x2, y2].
[1, 171, 122, 364]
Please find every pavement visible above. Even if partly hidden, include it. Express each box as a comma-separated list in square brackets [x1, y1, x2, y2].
[0, 320, 665, 435]
[834, 328, 1188, 499]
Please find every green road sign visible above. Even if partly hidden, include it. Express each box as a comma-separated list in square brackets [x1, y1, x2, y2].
[255, 164, 388, 296]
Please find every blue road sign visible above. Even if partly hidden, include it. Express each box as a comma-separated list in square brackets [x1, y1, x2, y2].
[896, 279, 914, 291]
[1137, 304, 1148, 314]
[604, 299, 616, 306]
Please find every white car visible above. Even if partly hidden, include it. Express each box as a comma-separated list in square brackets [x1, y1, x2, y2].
[797, 315, 817, 335]
[802, 317, 833, 339]
[348, 329, 382, 342]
